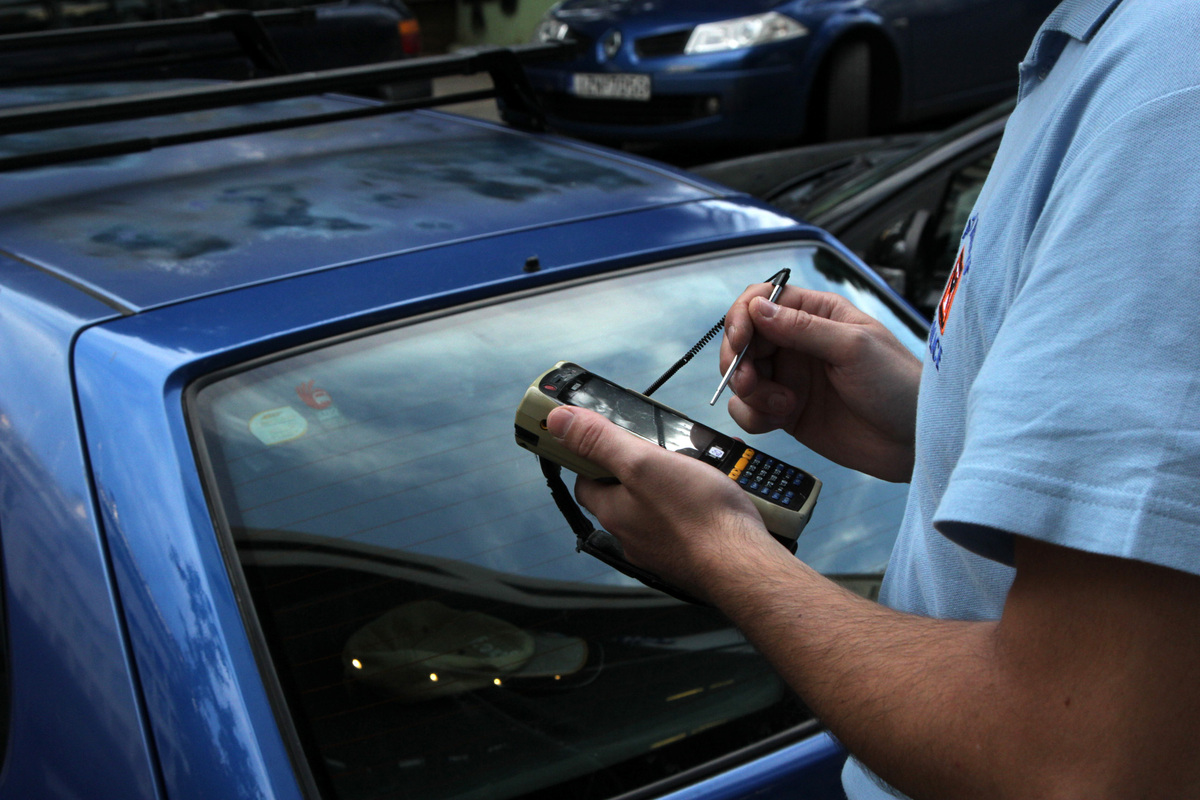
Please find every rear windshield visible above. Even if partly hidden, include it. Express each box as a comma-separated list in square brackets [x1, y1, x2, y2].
[191, 243, 925, 800]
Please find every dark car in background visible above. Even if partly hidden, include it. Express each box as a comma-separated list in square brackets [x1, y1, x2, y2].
[0, 0, 423, 95]
[695, 99, 1011, 318]
[0, 45, 926, 800]
[514, 0, 1050, 145]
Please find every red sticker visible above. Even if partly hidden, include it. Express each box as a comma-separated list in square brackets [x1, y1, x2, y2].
[296, 380, 333, 411]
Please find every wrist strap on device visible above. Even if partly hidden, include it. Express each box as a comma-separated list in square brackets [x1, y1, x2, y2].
[538, 457, 706, 606]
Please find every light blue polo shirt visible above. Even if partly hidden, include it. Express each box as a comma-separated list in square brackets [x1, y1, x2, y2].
[844, 0, 1200, 796]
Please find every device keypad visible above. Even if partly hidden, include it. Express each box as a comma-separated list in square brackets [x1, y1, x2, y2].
[730, 449, 806, 507]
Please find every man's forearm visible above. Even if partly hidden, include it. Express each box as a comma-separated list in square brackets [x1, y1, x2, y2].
[704, 545, 1003, 799]
[698, 537, 1192, 800]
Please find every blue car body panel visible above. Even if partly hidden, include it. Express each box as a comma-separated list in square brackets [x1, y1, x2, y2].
[0, 257, 160, 799]
[0, 103, 725, 312]
[0, 74, 911, 798]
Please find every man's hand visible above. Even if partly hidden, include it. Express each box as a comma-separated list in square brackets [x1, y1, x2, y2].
[722, 285, 921, 482]
[545, 405, 784, 602]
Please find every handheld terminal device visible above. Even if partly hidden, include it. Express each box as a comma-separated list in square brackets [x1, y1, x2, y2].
[515, 362, 821, 555]
[515, 269, 820, 603]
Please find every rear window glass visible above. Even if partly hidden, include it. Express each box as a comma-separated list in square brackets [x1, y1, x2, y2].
[191, 244, 925, 800]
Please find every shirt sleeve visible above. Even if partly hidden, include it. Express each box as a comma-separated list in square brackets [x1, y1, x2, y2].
[934, 86, 1200, 577]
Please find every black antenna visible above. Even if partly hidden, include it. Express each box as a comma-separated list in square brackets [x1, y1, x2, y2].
[643, 318, 724, 397]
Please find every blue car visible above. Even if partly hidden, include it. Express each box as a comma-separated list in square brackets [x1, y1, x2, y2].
[515, 0, 1054, 144]
[0, 46, 926, 800]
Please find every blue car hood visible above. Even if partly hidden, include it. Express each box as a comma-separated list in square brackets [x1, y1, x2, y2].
[0, 92, 719, 312]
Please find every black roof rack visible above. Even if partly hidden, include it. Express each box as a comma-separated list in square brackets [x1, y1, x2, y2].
[0, 7, 307, 51]
[0, 10, 302, 83]
[0, 42, 570, 173]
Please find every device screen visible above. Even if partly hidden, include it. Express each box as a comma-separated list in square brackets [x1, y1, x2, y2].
[561, 375, 727, 464]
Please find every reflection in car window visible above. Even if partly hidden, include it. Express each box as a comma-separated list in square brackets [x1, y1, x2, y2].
[192, 244, 925, 800]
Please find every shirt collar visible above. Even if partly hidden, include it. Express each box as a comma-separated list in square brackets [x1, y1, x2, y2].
[1018, 0, 1123, 99]
[1039, 0, 1123, 43]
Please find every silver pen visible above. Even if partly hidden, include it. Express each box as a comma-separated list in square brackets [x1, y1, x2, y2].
[710, 268, 789, 405]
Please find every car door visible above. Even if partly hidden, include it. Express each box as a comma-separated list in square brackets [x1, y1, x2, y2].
[879, 0, 1048, 112]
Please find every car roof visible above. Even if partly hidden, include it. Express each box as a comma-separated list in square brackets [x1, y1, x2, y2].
[0, 92, 726, 315]
[802, 98, 1014, 226]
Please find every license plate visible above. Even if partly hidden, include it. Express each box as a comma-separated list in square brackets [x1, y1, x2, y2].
[571, 73, 652, 101]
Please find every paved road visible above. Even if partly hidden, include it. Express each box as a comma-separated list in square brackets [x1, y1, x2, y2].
[432, 74, 504, 123]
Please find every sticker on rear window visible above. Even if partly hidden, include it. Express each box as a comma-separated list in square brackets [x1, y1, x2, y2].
[249, 406, 308, 445]
[296, 379, 343, 423]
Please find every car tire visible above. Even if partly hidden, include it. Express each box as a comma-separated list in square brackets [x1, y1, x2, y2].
[819, 40, 871, 141]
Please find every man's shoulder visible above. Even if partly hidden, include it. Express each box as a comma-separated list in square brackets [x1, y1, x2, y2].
[1047, 0, 1200, 172]
[1094, 0, 1200, 87]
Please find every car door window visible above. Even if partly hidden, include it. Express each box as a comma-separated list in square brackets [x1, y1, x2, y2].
[191, 243, 926, 800]
[833, 147, 997, 318]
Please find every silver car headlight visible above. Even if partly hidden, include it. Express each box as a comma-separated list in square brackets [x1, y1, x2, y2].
[684, 11, 808, 54]
[534, 16, 572, 43]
